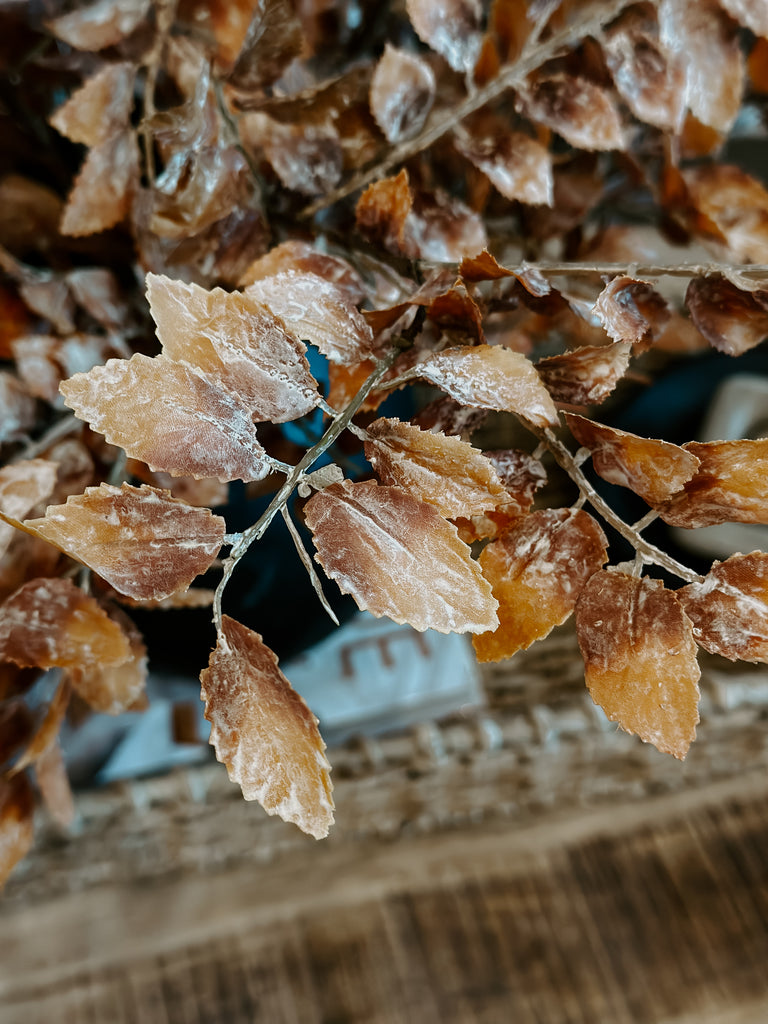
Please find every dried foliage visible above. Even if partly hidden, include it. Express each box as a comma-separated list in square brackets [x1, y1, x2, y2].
[2, 0, 768, 877]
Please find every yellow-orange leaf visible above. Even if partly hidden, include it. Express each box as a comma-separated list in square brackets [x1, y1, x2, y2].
[26, 483, 225, 601]
[68, 605, 147, 714]
[0, 458, 57, 560]
[0, 774, 34, 887]
[200, 616, 333, 839]
[576, 571, 700, 759]
[304, 479, 498, 633]
[473, 509, 608, 662]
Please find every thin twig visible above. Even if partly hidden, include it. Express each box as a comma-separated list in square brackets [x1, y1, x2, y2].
[141, 0, 178, 186]
[280, 505, 339, 626]
[10, 414, 81, 463]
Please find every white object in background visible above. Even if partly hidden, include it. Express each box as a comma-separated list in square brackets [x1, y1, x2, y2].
[673, 373, 768, 560]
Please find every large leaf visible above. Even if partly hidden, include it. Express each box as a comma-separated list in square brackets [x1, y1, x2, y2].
[200, 616, 333, 839]
[576, 571, 700, 759]
[304, 479, 498, 633]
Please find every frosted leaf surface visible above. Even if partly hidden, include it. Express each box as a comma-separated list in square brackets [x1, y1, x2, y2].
[26, 483, 226, 601]
[245, 271, 374, 365]
[60, 130, 139, 237]
[483, 449, 547, 509]
[68, 605, 147, 714]
[364, 418, 509, 519]
[657, 439, 768, 527]
[0, 577, 130, 671]
[0, 459, 57, 560]
[406, 0, 484, 73]
[239, 241, 365, 304]
[522, 74, 625, 151]
[576, 571, 700, 759]
[49, 63, 136, 148]
[415, 345, 559, 427]
[537, 342, 632, 406]
[474, 508, 608, 662]
[258, 116, 343, 197]
[454, 125, 553, 206]
[147, 273, 319, 420]
[685, 275, 768, 356]
[678, 552, 768, 662]
[370, 45, 435, 143]
[683, 165, 768, 263]
[60, 354, 272, 483]
[47, 0, 150, 49]
[565, 414, 700, 506]
[593, 277, 670, 345]
[0, 774, 34, 887]
[304, 479, 498, 634]
[200, 616, 334, 839]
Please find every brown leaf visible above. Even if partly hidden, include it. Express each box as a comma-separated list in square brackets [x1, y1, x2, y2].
[474, 508, 608, 662]
[47, 0, 150, 50]
[411, 396, 487, 438]
[0, 700, 34, 769]
[656, 439, 768, 528]
[26, 483, 225, 602]
[13, 333, 129, 406]
[521, 73, 625, 151]
[682, 165, 768, 263]
[0, 774, 34, 887]
[49, 62, 136, 148]
[17, 279, 75, 335]
[720, 0, 768, 36]
[239, 240, 365, 304]
[200, 616, 333, 838]
[414, 345, 559, 427]
[147, 273, 320, 420]
[454, 122, 553, 206]
[34, 741, 75, 829]
[565, 414, 700, 506]
[370, 45, 436, 143]
[304, 479, 498, 633]
[426, 283, 485, 343]
[406, 0, 484, 73]
[483, 449, 547, 508]
[60, 130, 140, 237]
[0, 577, 130, 671]
[245, 271, 375, 366]
[12, 679, 70, 774]
[0, 373, 36, 444]
[0, 459, 57, 561]
[677, 552, 768, 662]
[227, 0, 304, 93]
[60, 354, 272, 483]
[256, 115, 343, 197]
[68, 605, 147, 714]
[593, 277, 670, 346]
[577, 572, 700, 759]
[364, 418, 509, 518]
[458, 249, 551, 296]
[685, 275, 768, 356]
[356, 170, 413, 255]
[537, 342, 633, 406]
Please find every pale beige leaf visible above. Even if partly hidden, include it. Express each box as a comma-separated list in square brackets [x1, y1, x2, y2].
[26, 483, 225, 601]
[304, 479, 498, 634]
[200, 616, 333, 839]
[34, 741, 75, 829]
[406, 0, 484, 73]
[537, 342, 633, 406]
[593, 277, 670, 345]
[68, 605, 147, 714]
[474, 509, 608, 662]
[0, 774, 34, 887]
[684, 165, 768, 264]
[364, 418, 508, 518]
[47, 0, 150, 49]
[720, 0, 768, 36]
[60, 354, 272, 483]
[239, 241, 365, 304]
[146, 274, 319, 421]
[522, 74, 626, 151]
[685, 275, 768, 356]
[370, 45, 436, 143]
[49, 62, 135, 147]
[60, 130, 139, 237]
[454, 125, 553, 206]
[0, 459, 57, 560]
[576, 572, 700, 759]
[415, 345, 559, 428]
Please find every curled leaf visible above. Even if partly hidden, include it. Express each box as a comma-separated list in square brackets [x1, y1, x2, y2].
[474, 508, 608, 662]
[537, 342, 632, 406]
[201, 616, 334, 839]
[593, 277, 670, 346]
[370, 45, 436, 143]
[576, 571, 701, 759]
[685, 275, 768, 356]
[304, 479, 498, 634]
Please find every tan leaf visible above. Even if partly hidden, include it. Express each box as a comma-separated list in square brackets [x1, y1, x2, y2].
[364, 418, 509, 518]
[227, 0, 304, 91]
[356, 169, 413, 255]
[473, 509, 608, 663]
[111, 588, 214, 611]
[12, 679, 70, 774]
[68, 605, 147, 714]
[34, 741, 75, 829]
[245, 271, 374, 366]
[720, 0, 768, 36]
[147, 274, 320, 421]
[370, 45, 435, 143]
[304, 479, 498, 634]
[255, 115, 343, 197]
[537, 342, 633, 406]
[458, 250, 551, 296]
[49, 62, 136, 147]
[239, 241, 365, 304]
[60, 354, 272, 483]
[200, 616, 333, 839]
[60, 130, 139, 237]
[13, 333, 128, 405]
[565, 414, 700, 506]
[454, 123, 553, 206]
[0, 774, 34, 887]
[685, 275, 768, 356]
[677, 552, 768, 662]
[414, 345, 559, 428]
[683, 165, 768, 263]
[411, 396, 487, 438]
[26, 484, 225, 601]
[593, 277, 670, 345]
[576, 571, 700, 759]
[0, 459, 57, 560]
[656, 439, 768, 528]
[47, 0, 150, 50]
[0, 577, 130, 671]
[522, 73, 625, 151]
[426, 283, 485, 344]
[406, 0, 484, 73]
[483, 449, 547, 509]
[0, 373, 36, 444]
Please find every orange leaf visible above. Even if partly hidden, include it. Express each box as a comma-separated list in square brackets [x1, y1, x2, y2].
[0, 774, 34, 887]
[68, 605, 147, 714]
[26, 483, 225, 601]
[473, 508, 608, 662]
[576, 571, 700, 759]
[304, 479, 498, 633]
[200, 616, 333, 838]
[537, 342, 632, 406]
[60, 354, 272, 483]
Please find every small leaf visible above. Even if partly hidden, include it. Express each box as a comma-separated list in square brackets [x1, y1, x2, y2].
[683, 165, 768, 263]
[304, 479, 498, 634]
[415, 345, 559, 427]
[685, 275, 768, 356]
[364, 417, 509, 518]
[370, 45, 436, 143]
[0, 459, 58, 560]
[565, 414, 700, 506]
[68, 605, 147, 714]
[454, 122, 553, 206]
[60, 354, 272, 483]
[60, 130, 140, 237]
[521, 74, 625, 151]
[47, 0, 150, 50]
[593, 277, 670, 346]
[537, 342, 633, 406]
[227, 0, 304, 92]
[200, 616, 334, 839]
[26, 484, 225, 602]
[12, 679, 70, 774]
[474, 508, 608, 662]
[49, 62, 136, 148]
[0, 774, 34, 887]
[576, 571, 701, 759]
[406, 0, 484, 73]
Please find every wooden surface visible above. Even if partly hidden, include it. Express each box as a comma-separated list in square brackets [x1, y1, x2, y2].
[3, 770, 768, 1024]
